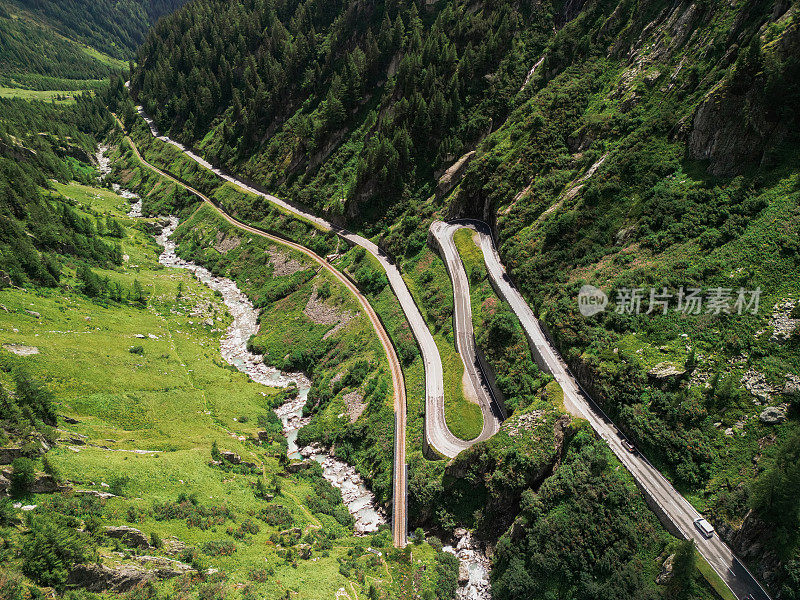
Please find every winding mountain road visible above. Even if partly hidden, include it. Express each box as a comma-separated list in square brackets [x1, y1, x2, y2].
[115, 118, 409, 546]
[122, 105, 771, 600]
[446, 219, 772, 600]
[430, 221, 504, 443]
[132, 106, 488, 459]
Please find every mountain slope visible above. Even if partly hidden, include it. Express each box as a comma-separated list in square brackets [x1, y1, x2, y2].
[133, 1, 800, 597]
[8, 0, 189, 60]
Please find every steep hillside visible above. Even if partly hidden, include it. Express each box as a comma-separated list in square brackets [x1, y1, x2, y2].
[8, 0, 188, 60]
[130, 0, 551, 227]
[0, 90, 458, 600]
[0, 2, 126, 90]
[133, 0, 800, 597]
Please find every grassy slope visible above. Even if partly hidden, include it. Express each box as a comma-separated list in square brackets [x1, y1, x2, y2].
[121, 115, 446, 500]
[402, 247, 483, 441]
[172, 204, 397, 499]
[0, 1, 126, 91]
[452, 228, 551, 415]
[441, 4, 800, 590]
[0, 87, 90, 103]
[0, 178, 451, 599]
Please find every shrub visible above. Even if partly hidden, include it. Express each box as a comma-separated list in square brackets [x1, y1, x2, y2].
[10, 457, 36, 495]
[202, 540, 236, 557]
[0, 499, 17, 526]
[413, 527, 425, 544]
[198, 582, 225, 600]
[258, 504, 293, 527]
[150, 531, 163, 549]
[129, 345, 144, 355]
[12, 368, 57, 425]
[109, 474, 131, 496]
[247, 567, 273, 582]
[0, 570, 24, 600]
[791, 302, 800, 320]
[42, 454, 61, 481]
[22, 513, 95, 589]
[211, 440, 222, 461]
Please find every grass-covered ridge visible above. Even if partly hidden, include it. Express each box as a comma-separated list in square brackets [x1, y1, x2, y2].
[0, 1, 126, 91]
[402, 245, 483, 441]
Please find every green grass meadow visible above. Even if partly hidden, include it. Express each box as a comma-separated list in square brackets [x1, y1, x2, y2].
[0, 179, 452, 599]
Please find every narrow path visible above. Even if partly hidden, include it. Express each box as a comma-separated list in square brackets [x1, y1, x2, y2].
[448, 219, 772, 600]
[429, 221, 503, 443]
[114, 118, 408, 547]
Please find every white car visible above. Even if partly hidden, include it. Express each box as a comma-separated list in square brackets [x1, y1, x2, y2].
[694, 517, 715, 539]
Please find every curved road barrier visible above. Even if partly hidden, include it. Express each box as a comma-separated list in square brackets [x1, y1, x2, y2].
[115, 119, 409, 546]
[447, 218, 772, 600]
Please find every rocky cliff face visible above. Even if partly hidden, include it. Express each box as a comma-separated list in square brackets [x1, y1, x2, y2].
[442, 413, 572, 540]
[688, 9, 799, 176]
[716, 509, 783, 591]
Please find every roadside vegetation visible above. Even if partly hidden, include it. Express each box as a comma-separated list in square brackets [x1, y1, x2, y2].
[402, 246, 483, 441]
[452, 228, 551, 416]
[0, 131, 456, 599]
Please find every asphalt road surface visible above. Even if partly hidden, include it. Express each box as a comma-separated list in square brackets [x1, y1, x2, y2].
[117, 117, 409, 546]
[430, 221, 504, 443]
[133, 106, 488, 461]
[451, 219, 772, 600]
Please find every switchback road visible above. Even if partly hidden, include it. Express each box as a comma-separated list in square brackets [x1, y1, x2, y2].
[116, 119, 408, 546]
[132, 105, 482, 459]
[448, 219, 771, 600]
[430, 221, 504, 443]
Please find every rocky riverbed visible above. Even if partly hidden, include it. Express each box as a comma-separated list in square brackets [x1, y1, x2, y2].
[445, 529, 492, 600]
[152, 216, 385, 535]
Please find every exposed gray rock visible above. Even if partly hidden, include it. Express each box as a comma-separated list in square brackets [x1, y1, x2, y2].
[267, 247, 305, 278]
[104, 525, 150, 549]
[458, 561, 470, 585]
[741, 369, 778, 402]
[2, 344, 38, 356]
[75, 489, 116, 499]
[220, 450, 240, 464]
[285, 461, 311, 474]
[783, 373, 800, 397]
[759, 406, 787, 425]
[135, 555, 191, 575]
[436, 151, 475, 199]
[164, 537, 187, 555]
[656, 553, 675, 585]
[768, 299, 798, 343]
[29, 474, 66, 494]
[648, 362, 686, 381]
[214, 231, 241, 254]
[68, 562, 182, 593]
[0, 448, 23, 465]
[343, 391, 366, 423]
